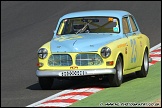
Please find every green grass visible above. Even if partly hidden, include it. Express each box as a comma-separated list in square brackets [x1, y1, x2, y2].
[69, 62, 161, 107]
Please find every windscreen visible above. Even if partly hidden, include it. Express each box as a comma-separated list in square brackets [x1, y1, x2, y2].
[57, 17, 120, 35]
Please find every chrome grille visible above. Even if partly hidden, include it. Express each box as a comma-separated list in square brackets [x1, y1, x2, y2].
[48, 54, 72, 66]
[76, 54, 103, 66]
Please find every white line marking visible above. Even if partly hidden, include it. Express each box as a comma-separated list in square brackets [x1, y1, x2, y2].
[150, 52, 161, 55]
[54, 95, 88, 100]
[151, 57, 161, 61]
[72, 88, 90, 92]
[55, 95, 74, 99]
[35, 102, 73, 107]
[85, 88, 103, 92]
[70, 95, 88, 100]
[157, 47, 161, 50]
[72, 88, 102, 92]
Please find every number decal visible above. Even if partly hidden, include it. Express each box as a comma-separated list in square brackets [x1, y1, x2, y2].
[55, 35, 82, 42]
[130, 39, 137, 63]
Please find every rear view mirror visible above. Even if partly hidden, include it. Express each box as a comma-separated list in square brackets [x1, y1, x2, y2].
[82, 19, 99, 23]
[73, 25, 84, 29]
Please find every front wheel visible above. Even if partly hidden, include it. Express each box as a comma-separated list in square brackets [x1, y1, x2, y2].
[38, 77, 54, 90]
[136, 49, 149, 77]
[108, 56, 123, 87]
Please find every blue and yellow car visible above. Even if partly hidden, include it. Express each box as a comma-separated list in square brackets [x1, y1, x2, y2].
[36, 10, 152, 89]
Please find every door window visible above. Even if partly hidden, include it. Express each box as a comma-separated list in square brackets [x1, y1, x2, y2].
[122, 17, 130, 34]
[129, 16, 138, 32]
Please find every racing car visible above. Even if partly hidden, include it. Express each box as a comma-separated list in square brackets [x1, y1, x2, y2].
[36, 10, 152, 89]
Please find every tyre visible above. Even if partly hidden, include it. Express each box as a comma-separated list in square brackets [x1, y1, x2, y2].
[136, 49, 149, 77]
[108, 56, 123, 87]
[38, 77, 54, 90]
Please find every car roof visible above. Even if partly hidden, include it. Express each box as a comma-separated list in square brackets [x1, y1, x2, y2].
[60, 10, 131, 19]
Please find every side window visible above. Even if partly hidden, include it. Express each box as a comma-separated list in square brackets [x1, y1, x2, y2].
[122, 17, 130, 34]
[129, 16, 138, 32]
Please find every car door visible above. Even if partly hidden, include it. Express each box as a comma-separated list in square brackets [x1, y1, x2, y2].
[122, 16, 139, 70]
[128, 15, 143, 67]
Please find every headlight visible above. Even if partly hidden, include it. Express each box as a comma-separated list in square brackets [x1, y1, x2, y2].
[101, 47, 111, 58]
[38, 48, 48, 59]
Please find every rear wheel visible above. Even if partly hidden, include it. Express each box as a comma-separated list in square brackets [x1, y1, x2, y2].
[136, 49, 149, 77]
[108, 56, 123, 87]
[38, 77, 54, 90]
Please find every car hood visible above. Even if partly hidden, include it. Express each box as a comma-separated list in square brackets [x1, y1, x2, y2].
[50, 33, 121, 52]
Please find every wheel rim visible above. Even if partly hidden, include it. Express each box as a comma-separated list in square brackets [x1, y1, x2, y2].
[144, 52, 149, 71]
[117, 58, 122, 81]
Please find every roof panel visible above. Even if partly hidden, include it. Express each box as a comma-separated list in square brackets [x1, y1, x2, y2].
[61, 10, 131, 19]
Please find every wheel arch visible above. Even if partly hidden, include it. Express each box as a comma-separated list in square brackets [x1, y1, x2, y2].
[143, 45, 149, 59]
[119, 53, 124, 73]
[138, 45, 149, 67]
[145, 46, 149, 56]
[114, 52, 124, 69]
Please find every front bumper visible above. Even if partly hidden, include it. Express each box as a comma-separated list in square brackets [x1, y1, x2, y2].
[36, 69, 116, 77]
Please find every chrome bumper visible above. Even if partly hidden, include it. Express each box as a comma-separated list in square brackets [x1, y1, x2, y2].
[36, 69, 116, 77]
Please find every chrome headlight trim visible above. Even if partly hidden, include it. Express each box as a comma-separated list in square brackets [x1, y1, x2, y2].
[101, 47, 111, 58]
[38, 48, 48, 59]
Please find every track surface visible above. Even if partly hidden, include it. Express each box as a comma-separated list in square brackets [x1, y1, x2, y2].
[1, 1, 161, 107]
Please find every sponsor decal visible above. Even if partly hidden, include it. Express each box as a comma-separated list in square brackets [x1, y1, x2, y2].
[108, 17, 113, 22]
[70, 66, 78, 69]
[117, 43, 127, 48]
[125, 47, 127, 54]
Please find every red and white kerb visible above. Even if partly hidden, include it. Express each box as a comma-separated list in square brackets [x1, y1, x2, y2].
[149, 47, 161, 66]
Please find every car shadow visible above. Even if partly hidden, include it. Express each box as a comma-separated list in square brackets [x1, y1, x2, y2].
[26, 78, 86, 90]
[71, 72, 140, 89]
[26, 82, 42, 90]
[123, 72, 138, 83]
[26, 73, 139, 90]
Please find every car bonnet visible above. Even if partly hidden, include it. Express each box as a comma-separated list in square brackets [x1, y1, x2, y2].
[50, 33, 121, 52]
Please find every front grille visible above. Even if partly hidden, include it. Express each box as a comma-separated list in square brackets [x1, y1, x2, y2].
[48, 54, 72, 66]
[76, 54, 103, 66]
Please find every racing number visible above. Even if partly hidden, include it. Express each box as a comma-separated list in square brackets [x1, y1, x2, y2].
[130, 39, 137, 63]
[54, 35, 82, 42]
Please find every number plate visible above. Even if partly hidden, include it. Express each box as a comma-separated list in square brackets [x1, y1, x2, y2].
[61, 71, 87, 76]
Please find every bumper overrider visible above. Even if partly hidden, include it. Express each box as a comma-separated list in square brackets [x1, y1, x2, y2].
[36, 69, 116, 77]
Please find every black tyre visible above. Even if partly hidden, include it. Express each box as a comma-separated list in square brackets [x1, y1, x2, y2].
[38, 77, 54, 90]
[108, 56, 123, 87]
[136, 49, 149, 77]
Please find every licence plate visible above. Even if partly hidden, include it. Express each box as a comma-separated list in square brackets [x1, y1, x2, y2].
[61, 71, 87, 76]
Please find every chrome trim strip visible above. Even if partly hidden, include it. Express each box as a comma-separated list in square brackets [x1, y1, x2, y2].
[36, 69, 116, 77]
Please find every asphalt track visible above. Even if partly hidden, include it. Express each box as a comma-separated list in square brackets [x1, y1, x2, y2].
[1, 1, 161, 107]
